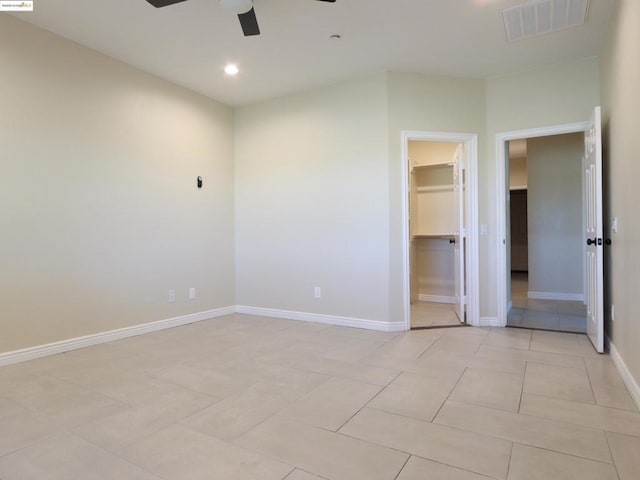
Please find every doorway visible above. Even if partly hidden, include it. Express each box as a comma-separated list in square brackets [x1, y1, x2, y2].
[401, 131, 479, 330]
[505, 134, 587, 333]
[496, 108, 604, 352]
[409, 141, 463, 328]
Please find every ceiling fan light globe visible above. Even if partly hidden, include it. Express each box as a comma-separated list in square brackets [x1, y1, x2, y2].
[220, 0, 253, 14]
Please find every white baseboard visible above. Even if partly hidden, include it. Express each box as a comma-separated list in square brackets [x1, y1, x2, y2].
[236, 305, 406, 332]
[0, 306, 236, 367]
[418, 294, 456, 304]
[479, 316, 500, 327]
[609, 340, 640, 411]
[528, 291, 584, 302]
[0, 304, 410, 368]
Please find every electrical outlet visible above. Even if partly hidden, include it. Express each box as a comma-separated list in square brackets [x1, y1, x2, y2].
[480, 224, 488, 236]
[314, 287, 321, 299]
[168, 289, 176, 303]
[189, 287, 196, 300]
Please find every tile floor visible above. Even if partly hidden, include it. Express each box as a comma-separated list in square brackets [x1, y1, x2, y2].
[507, 272, 587, 333]
[1, 314, 639, 480]
[411, 301, 462, 328]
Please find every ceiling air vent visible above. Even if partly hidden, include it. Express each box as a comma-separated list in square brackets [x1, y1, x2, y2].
[503, 0, 589, 42]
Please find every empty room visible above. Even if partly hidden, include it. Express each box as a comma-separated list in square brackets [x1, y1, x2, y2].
[1, 1, 639, 479]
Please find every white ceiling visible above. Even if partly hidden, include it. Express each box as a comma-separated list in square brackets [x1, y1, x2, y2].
[11, 0, 613, 107]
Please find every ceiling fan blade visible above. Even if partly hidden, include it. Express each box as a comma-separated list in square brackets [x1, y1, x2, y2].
[238, 7, 260, 36]
[146, 0, 189, 7]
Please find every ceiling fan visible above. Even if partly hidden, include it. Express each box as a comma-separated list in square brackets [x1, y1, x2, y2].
[146, 0, 336, 37]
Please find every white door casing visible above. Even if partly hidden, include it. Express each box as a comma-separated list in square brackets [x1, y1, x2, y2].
[584, 106, 604, 353]
[401, 131, 479, 330]
[496, 121, 591, 328]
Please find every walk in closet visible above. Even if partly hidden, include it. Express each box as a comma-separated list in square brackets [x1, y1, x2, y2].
[408, 141, 465, 328]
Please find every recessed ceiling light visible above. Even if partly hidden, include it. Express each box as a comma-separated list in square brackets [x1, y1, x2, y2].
[224, 64, 239, 75]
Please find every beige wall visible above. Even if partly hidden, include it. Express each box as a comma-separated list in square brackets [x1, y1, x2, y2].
[409, 141, 459, 167]
[600, 0, 640, 385]
[527, 134, 584, 296]
[234, 74, 390, 321]
[388, 72, 486, 322]
[509, 157, 528, 188]
[415, 239, 455, 297]
[235, 65, 599, 325]
[0, 16, 235, 353]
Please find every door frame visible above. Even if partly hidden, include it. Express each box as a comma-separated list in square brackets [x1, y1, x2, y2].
[401, 131, 479, 330]
[496, 122, 589, 327]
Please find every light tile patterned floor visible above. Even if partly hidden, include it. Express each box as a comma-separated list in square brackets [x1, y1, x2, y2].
[508, 272, 588, 333]
[0, 314, 638, 480]
[411, 301, 462, 328]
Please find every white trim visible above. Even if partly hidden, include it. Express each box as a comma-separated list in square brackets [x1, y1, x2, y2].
[496, 122, 590, 327]
[0, 306, 235, 367]
[609, 340, 640, 410]
[480, 317, 500, 327]
[236, 306, 406, 332]
[527, 291, 584, 302]
[402, 131, 480, 330]
[418, 294, 456, 304]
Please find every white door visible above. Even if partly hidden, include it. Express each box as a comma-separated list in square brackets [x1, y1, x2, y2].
[453, 144, 466, 323]
[585, 107, 604, 353]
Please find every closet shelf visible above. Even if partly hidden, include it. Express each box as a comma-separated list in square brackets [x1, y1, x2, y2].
[411, 161, 454, 172]
[412, 233, 456, 240]
[413, 185, 454, 193]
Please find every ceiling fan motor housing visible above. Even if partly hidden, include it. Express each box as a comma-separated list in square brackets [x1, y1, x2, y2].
[219, 0, 253, 15]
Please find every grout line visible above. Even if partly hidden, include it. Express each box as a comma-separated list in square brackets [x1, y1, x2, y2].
[431, 367, 467, 422]
[336, 425, 420, 457]
[510, 442, 618, 466]
[417, 335, 445, 359]
[404, 453, 500, 479]
[517, 362, 529, 413]
[283, 467, 330, 480]
[334, 373, 400, 433]
[72, 425, 180, 476]
[392, 454, 411, 480]
[603, 431, 623, 480]
[583, 356, 600, 405]
[505, 442, 515, 480]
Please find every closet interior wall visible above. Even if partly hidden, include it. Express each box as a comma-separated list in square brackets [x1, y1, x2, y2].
[409, 141, 458, 308]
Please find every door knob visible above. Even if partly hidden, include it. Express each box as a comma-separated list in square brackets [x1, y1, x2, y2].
[587, 237, 597, 246]
[449, 238, 456, 244]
